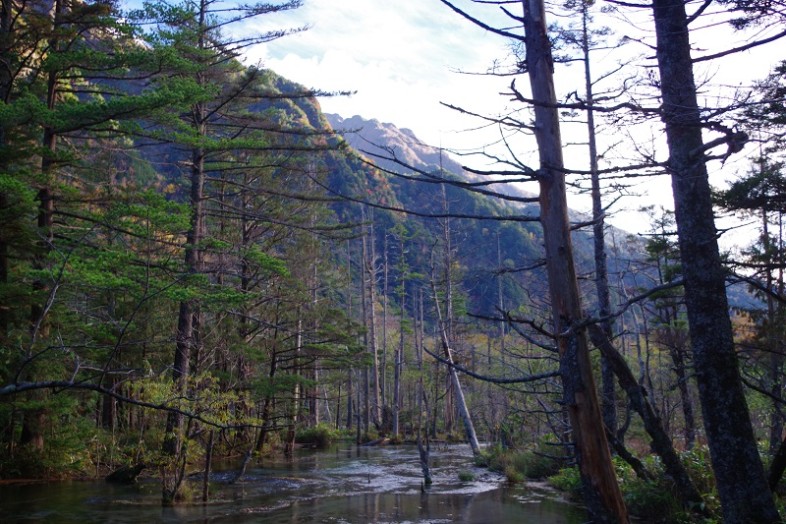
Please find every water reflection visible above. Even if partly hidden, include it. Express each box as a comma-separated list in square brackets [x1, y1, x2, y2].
[1, 444, 586, 523]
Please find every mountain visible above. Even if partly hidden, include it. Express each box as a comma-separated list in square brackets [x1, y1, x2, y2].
[325, 114, 540, 205]
[322, 113, 649, 320]
[325, 114, 467, 178]
[316, 108, 755, 318]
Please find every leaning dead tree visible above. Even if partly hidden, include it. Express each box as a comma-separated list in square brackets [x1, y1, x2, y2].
[437, 0, 629, 519]
[520, 0, 628, 520]
[430, 269, 481, 456]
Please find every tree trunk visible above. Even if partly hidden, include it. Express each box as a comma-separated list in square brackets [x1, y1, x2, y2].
[163, 141, 204, 457]
[392, 289, 404, 438]
[365, 212, 382, 429]
[164, 0, 208, 460]
[360, 230, 371, 434]
[101, 375, 117, 431]
[202, 430, 214, 502]
[382, 233, 389, 410]
[765, 211, 785, 453]
[254, 329, 279, 453]
[768, 432, 786, 490]
[22, 0, 67, 455]
[588, 324, 706, 514]
[431, 278, 481, 456]
[286, 313, 303, 455]
[392, 233, 406, 438]
[522, 0, 628, 521]
[651, 1, 780, 521]
[345, 240, 355, 431]
[581, 4, 616, 437]
[439, 183, 458, 436]
[668, 339, 695, 450]
[0, 0, 11, 340]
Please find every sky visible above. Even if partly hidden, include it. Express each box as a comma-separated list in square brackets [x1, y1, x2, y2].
[242, 0, 782, 243]
[242, 0, 777, 242]
[247, 0, 513, 151]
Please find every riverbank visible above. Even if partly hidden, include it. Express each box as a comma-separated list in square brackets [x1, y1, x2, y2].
[0, 444, 587, 523]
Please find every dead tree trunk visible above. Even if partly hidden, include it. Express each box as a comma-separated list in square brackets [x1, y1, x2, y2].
[580, 3, 616, 436]
[430, 277, 481, 456]
[522, 0, 628, 521]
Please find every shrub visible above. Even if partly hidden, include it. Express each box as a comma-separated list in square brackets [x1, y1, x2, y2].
[295, 423, 339, 449]
[516, 449, 565, 479]
[474, 451, 491, 468]
[458, 470, 475, 482]
[504, 465, 524, 483]
[479, 438, 567, 481]
[680, 445, 717, 495]
[548, 466, 582, 500]
[623, 478, 681, 520]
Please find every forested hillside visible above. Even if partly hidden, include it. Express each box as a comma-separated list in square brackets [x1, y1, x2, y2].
[2, 1, 786, 522]
[0, 0, 592, 489]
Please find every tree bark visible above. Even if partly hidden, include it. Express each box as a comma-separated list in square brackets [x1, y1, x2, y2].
[164, 0, 208, 464]
[588, 324, 706, 514]
[652, 1, 780, 521]
[366, 216, 382, 429]
[580, 4, 616, 437]
[431, 277, 480, 456]
[0, 0, 12, 339]
[522, 0, 628, 521]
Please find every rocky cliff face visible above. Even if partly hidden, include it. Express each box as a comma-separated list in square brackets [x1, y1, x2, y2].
[325, 114, 466, 177]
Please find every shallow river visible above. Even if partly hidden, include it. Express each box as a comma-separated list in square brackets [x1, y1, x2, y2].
[1, 444, 586, 523]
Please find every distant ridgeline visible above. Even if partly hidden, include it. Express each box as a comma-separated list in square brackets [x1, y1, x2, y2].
[134, 68, 748, 323]
[321, 113, 653, 320]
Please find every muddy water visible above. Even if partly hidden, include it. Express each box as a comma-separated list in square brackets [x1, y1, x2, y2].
[0, 444, 586, 523]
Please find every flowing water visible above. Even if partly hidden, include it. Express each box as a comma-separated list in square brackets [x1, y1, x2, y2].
[0, 444, 586, 523]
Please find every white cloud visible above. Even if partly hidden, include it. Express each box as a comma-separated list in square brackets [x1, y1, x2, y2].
[246, 0, 513, 149]
[242, 0, 785, 240]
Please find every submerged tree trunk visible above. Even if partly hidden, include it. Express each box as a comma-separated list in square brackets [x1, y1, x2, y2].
[522, 0, 627, 521]
[163, 4, 209, 492]
[651, 1, 780, 521]
[417, 286, 432, 486]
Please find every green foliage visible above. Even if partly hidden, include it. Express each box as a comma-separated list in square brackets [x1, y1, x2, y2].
[504, 465, 524, 484]
[516, 449, 565, 479]
[548, 466, 582, 499]
[624, 477, 682, 521]
[611, 457, 683, 521]
[545, 452, 722, 521]
[243, 245, 290, 277]
[680, 445, 719, 510]
[476, 438, 567, 482]
[458, 470, 475, 482]
[0, 396, 99, 478]
[295, 423, 340, 449]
